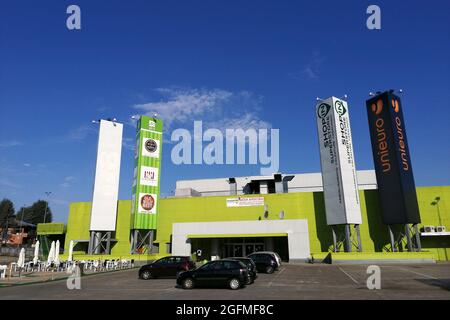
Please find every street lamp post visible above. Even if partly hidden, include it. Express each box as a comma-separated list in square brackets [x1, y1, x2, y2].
[43, 191, 52, 224]
[20, 206, 25, 229]
[19, 205, 25, 245]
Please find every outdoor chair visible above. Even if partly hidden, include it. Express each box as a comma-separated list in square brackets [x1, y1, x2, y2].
[10, 262, 18, 272]
[0, 265, 7, 278]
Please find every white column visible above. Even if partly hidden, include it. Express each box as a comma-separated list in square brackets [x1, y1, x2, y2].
[260, 181, 268, 194]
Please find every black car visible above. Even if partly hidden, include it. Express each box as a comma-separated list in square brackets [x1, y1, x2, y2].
[139, 256, 195, 279]
[247, 253, 278, 274]
[227, 257, 257, 284]
[177, 259, 248, 290]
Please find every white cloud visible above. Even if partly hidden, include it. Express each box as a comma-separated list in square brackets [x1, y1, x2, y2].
[60, 176, 77, 188]
[132, 88, 270, 137]
[133, 88, 233, 131]
[303, 51, 324, 80]
[0, 141, 23, 147]
[96, 106, 109, 112]
[208, 113, 271, 132]
[67, 125, 96, 141]
[122, 137, 135, 151]
[0, 178, 20, 189]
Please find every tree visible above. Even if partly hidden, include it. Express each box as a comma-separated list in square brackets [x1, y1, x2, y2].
[0, 199, 15, 227]
[17, 200, 52, 225]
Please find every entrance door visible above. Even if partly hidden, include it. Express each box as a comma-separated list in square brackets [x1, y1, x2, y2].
[245, 244, 254, 256]
[233, 245, 243, 257]
[222, 239, 266, 257]
[254, 244, 264, 253]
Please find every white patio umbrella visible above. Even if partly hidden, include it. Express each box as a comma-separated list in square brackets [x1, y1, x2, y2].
[47, 241, 55, 265]
[54, 240, 60, 265]
[33, 240, 40, 265]
[17, 248, 26, 268]
[68, 240, 74, 262]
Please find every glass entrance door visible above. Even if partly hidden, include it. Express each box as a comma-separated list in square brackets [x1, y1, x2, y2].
[245, 244, 255, 256]
[233, 245, 243, 257]
[223, 238, 266, 257]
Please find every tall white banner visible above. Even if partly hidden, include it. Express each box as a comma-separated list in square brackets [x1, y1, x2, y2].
[90, 120, 123, 231]
[316, 97, 362, 225]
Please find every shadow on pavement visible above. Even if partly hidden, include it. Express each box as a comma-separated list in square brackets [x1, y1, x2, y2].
[415, 279, 450, 291]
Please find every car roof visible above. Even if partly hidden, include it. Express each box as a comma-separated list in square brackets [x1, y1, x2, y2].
[155, 256, 189, 261]
[250, 251, 275, 254]
[217, 258, 242, 262]
[208, 259, 245, 265]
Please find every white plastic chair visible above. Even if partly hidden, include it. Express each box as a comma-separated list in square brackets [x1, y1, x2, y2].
[10, 262, 18, 272]
[106, 260, 114, 270]
[0, 265, 7, 278]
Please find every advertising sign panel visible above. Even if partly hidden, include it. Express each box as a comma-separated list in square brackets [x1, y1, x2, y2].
[131, 116, 163, 229]
[316, 97, 362, 225]
[90, 120, 123, 231]
[366, 91, 420, 224]
[226, 197, 265, 207]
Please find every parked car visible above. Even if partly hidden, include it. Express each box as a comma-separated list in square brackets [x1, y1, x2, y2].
[177, 259, 249, 290]
[139, 256, 195, 279]
[247, 252, 278, 274]
[228, 257, 257, 284]
[256, 251, 282, 267]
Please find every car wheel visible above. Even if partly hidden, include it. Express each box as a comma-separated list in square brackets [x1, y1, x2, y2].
[141, 270, 152, 280]
[265, 266, 274, 274]
[229, 278, 241, 290]
[182, 278, 194, 289]
[246, 275, 253, 285]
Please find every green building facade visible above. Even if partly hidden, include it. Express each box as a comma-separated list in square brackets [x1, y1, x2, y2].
[56, 185, 450, 262]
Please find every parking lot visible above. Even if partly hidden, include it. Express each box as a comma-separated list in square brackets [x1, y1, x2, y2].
[0, 263, 449, 300]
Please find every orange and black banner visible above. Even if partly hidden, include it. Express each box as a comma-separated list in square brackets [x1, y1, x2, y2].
[366, 91, 421, 224]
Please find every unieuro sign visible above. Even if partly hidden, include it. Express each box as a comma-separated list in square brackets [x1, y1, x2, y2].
[366, 91, 421, 224]
[316, 97, 362, 225]
[90, 120, 123, 231]
[131, 116, 163, 229]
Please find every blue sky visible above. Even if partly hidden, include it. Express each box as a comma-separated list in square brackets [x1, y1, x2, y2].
[1, 1, 449, 222]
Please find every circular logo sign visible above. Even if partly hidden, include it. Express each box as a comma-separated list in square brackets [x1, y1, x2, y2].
[144, 139, 158, 153]
[141, 194, 155, 211]
[317, 103, 331, 118]
[334, 100, 347, 116]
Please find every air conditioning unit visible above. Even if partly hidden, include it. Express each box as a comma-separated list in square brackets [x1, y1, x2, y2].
[436, 226, 446, 233]
[423, 226, 436, 233]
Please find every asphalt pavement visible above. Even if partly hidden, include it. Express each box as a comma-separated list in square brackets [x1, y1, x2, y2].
[1, 263, 449, 300]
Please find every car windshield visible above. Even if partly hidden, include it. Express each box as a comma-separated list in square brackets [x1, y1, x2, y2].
[240, 260, 251, 267]
[154, 258, 168, 265]
[197, 262, 214, 270]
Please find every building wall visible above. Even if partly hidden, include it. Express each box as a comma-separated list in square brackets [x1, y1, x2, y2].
[171, 220, 310, 260]
[64, 186, 450, 260]
[174, 170, 377, 196]
[64, 202, 91, 253]
[64, 200, 132, 256]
